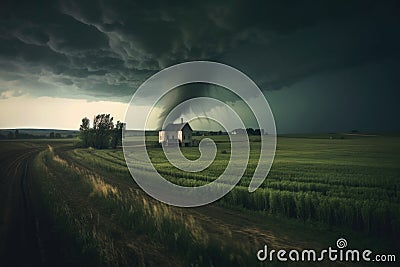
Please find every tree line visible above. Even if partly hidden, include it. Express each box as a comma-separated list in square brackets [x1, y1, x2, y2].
[0, 129, 74, 139]
[79, 114, 124, 149]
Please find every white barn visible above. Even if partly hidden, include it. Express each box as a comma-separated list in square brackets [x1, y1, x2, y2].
[159, 121, 193, 147]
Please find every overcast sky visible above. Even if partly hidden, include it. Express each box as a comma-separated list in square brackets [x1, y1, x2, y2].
[0, 0, 399, 132]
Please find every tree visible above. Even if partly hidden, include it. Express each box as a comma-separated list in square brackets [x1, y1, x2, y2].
[79, 114, 124, 149]
[80, 117, 90, 147]
[15, 129, 19, 139]
[246, 128, 253, 135]
[49, 132, 55, 138]
[111, 121, 125, 148]
[92, 114, 114, 149]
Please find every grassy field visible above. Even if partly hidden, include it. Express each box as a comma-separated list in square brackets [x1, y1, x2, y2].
[23, 134, 400, 265]
[126, 134, 400, 238]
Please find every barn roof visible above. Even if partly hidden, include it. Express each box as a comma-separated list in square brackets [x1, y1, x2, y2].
[162, 122, 192, 131]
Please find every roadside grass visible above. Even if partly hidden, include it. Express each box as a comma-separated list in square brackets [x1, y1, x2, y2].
[32, 146, 261, 266]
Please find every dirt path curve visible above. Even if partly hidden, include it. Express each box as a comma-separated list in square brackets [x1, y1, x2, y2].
[0, 142, 52, 267]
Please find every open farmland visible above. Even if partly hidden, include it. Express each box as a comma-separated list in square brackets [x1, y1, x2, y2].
[1, 135, 399, 266]
[115, 134, 400, 239]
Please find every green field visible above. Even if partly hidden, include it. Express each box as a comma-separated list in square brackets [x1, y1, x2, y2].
[123, 135, 400, 238]
[23, 134, 400, 265]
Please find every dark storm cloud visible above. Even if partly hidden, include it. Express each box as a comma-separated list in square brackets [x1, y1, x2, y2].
[0, 0, 399, 103]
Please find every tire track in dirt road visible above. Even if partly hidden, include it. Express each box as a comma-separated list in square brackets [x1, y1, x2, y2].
[0, 143, 50, 266]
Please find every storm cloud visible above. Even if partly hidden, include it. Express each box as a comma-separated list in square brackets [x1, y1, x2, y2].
[0, 0, 399, 131]
[0, 0, 398, 100]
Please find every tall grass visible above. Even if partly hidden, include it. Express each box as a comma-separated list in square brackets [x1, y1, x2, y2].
[68, 136, 400, 240]
[32, 146, 259, 266]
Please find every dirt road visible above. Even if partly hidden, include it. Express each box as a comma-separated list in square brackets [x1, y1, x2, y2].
[0, 142, 71, 267]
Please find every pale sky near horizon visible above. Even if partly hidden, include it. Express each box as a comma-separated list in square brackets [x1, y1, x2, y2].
[0, 95, 127, 130]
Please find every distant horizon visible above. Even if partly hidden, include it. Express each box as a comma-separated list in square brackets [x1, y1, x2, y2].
[1, 127, 399, 136]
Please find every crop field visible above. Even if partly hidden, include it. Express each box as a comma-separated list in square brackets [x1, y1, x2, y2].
[2, 135, 399, 266]
[93, 135, 400, 238]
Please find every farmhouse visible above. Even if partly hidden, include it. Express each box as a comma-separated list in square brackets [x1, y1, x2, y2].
[159, 119, 193, 147]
